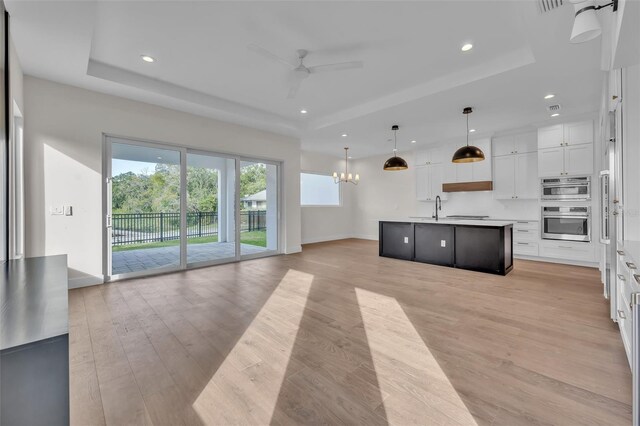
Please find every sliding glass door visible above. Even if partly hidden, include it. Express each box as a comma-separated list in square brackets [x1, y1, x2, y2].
[104, 136, 280, 280]
[240, 161, 278, 257]
[186, 152, 237, 265]
[107, 140, 183, 277]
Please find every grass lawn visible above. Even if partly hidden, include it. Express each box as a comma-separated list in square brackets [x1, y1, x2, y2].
[112, 230, 266, 252]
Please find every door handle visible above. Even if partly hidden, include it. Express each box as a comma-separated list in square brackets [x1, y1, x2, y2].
[106, 214, 112, 228]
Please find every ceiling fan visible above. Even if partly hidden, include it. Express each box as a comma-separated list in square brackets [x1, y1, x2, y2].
[247, 44, 364, 99]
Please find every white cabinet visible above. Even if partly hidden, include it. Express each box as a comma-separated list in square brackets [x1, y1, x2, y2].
[538, 125, 564, 149]
[564, 144, 594, 175]
[513, 221, 540, 257]
[538, 144, 593, 177]
[564, 121, 594, 145]
[493, 151, 538, 199]
[415, 146, 443, 166]
[515, 152, 538, 198]
[538, 121, 593, 149]
[540, 241, 596, 262]
[416, 164, 447, 201]
[493, 131, 537, 156]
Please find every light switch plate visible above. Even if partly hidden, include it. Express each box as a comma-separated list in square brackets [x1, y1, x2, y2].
[50, 206, 64, 216]
[404, 237, 409, 244]
[441, 240, 446, 247]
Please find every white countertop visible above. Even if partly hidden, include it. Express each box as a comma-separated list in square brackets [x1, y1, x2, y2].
[381, 218, 515, 227]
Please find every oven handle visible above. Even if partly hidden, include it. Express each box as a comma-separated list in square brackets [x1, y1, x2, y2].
[541, 184, 590, 189]
[542, 215, 590, 219]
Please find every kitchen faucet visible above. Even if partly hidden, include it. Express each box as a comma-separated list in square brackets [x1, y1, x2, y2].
[433, 195, 442, 221]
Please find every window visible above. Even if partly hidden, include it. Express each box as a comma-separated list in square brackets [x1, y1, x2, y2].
[300, 172, 340, 206]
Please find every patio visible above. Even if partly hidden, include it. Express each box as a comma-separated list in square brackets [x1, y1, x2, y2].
[112, 241, 269, 275]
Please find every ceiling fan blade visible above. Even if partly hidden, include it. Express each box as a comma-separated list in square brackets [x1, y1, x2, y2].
[287, 74, 305, 99]
[247, 44, 296, 68]
[308, 61, 364, 74]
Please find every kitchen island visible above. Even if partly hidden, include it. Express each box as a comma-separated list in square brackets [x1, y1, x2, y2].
[379, 219, 513, 275]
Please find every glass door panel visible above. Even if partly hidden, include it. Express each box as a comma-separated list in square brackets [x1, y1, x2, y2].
[109, 140, 182, 276]
[240, 161, 278, 257]
[186, 152, 236, 265]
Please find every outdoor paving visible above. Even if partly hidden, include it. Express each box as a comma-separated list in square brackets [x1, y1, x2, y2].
[112, 241, 268, 275]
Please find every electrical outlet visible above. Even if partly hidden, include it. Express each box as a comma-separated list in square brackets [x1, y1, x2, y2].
[404, 237, 409, 244]
[64, 205, 73, 216]
[441, 240, 446, 247]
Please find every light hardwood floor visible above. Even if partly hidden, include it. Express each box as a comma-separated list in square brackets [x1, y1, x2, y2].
[69, 239, 632, 425]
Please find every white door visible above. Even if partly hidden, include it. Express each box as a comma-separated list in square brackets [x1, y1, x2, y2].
[515, 152, 539, 199]
[564, 144, 594, 176]
[538, 147, 565, 177]
[416, 166, 430, 201]
[564, 121, 593, 146]
[538, 125, 564, 149]
[493, 155, 515, 199]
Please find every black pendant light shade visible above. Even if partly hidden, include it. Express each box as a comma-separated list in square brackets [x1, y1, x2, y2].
[383, 155, 409, 170]
[383, 125, 408, 171]
[452, 107, 485, 163]
[452, 145, 485, 163]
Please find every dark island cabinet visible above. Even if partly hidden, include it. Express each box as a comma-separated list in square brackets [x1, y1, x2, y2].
[414, 223, 454, 267]
[379, 221, 413, 260]
[379, 220, 513, 276]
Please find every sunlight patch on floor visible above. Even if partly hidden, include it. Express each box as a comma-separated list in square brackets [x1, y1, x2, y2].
[192, 269, 313, 424]
[355, 287, 478, 426]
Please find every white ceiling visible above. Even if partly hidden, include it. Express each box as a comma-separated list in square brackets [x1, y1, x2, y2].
[7, 1, 605, 158]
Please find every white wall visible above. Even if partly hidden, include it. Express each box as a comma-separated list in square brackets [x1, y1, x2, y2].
[300, 151, 354, 244]
[24, 76, 301, 287]
[351, 150, 539, 240]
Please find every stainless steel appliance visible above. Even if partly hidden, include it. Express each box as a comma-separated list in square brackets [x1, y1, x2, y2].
[541, 176, 591, 201]
[541, 206, 591, 242]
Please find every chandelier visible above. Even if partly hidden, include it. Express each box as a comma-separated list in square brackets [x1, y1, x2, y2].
[333, 147, 359, 184]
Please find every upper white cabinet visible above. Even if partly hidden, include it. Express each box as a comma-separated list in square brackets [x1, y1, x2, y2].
[415, 146, 444, 166]
[493, 151, 538, 200]
[538, 125, 564, 149]
[538, 121, 593, 148]
[538, 120, 594, 177]
[492, 131, 537, 156]
[416, 164, 447, 201]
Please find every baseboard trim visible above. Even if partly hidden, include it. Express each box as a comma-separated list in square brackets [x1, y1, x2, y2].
[514, 255, 598, 268]
[68, 274, 105, 289]
[351, 233, 378, 241]
[285, 245, 302, 254]
[301, 234, 353, 245]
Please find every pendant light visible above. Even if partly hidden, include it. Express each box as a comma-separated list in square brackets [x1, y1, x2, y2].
[383, 125, 408, 171]
[452, 107, 485, 163]
[333, 147, 359, 184]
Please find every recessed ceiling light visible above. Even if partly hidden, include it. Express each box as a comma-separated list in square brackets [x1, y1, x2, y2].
[300, 109, 308, 114]
[461, 43, 473, 52]
[348, 156, 353, 159]
[157, 156, 162, 160]
[469, 129, 476, 133]
[342, 133, 348, 137]
[551, 113, 560, 117]
[141, 55, 155, 63]
[411, 140, 416, 144]
[544, 94, 555, 99]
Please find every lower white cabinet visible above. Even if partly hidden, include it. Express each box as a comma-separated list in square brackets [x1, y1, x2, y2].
[416, 164, 447, 201]
[513, 221, 540, 256]
[493, 152, 538, 199]
[540, 240, 595, 262]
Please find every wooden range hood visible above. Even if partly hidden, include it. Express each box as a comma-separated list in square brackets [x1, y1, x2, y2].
[442, 181, 493, 193]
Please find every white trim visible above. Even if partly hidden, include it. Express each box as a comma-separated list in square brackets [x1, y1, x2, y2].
[514, 254, 598, 268]
[302, 234, 354, 245]
[352, 233, 379, 241]
[69, 274, 105, 289]
[285, 245, 302, 254]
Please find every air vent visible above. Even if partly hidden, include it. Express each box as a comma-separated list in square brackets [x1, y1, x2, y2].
[547, 104, 562, 112]
[537, 0, 564, 13]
